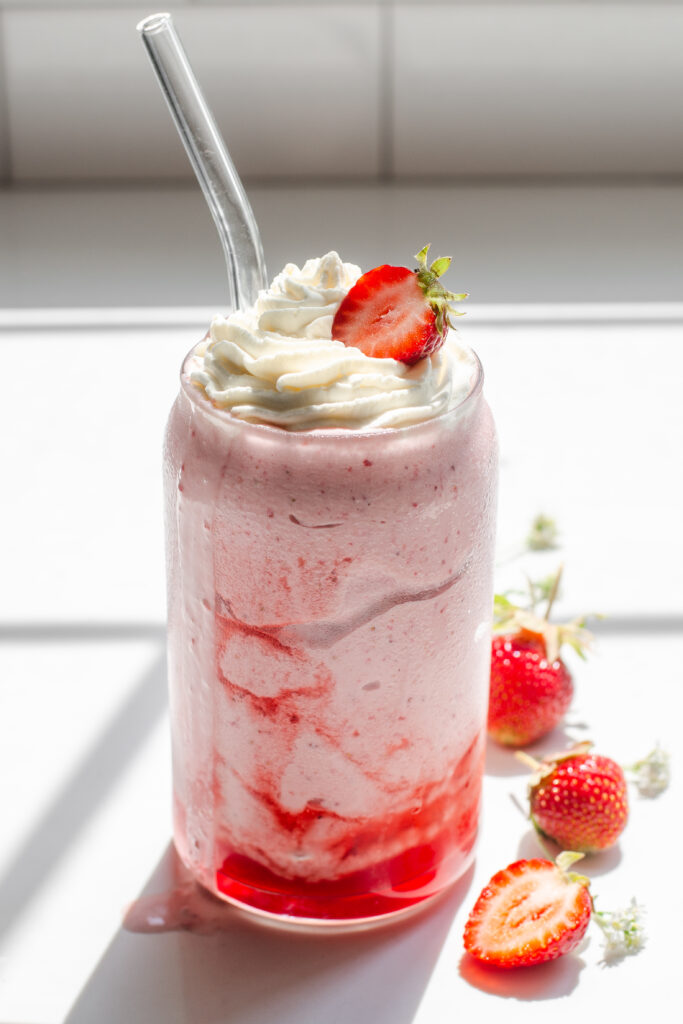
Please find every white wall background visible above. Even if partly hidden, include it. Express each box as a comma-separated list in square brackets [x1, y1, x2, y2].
[0, 1, 682, 183]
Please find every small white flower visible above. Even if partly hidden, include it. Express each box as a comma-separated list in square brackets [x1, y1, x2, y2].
[526, 514, 559, 551]
[594, 898, 646, 964]
[629, 744, 670, 797]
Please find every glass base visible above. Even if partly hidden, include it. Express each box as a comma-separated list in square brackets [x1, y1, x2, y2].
[206, 881, 459, 935]
[193, 841, 477, 934]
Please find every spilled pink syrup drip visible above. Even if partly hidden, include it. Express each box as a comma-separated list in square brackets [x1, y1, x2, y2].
[123, 855, 235, 936]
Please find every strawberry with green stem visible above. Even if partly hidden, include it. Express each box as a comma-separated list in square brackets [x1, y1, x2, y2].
[517, 742, 629, 853]
[332, 245, 467, 364]
[516, 739, 670, 854]
[488, 565, 592, 747]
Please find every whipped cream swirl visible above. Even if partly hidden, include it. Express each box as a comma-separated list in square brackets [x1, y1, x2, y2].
[189, 252, 476, 430]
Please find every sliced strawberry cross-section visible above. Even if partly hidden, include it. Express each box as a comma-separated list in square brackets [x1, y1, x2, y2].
[463, 855, 592, 968]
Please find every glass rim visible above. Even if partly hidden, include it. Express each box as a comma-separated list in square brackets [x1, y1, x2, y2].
[178, 343, 484, 440]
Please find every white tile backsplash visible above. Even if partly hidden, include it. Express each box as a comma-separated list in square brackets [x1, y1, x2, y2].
[3, 0, 167, 6]
[393, 3, 683, 176]
[0, 13, 12, 181]
[2, 3, 683, 182]
[4, 5, 382, 181]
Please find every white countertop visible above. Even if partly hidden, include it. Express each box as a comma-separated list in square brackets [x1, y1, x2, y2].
[1, 295, 682, 1023]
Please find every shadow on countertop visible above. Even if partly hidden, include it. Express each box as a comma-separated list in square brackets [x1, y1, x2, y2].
[64, 844, 474, 1024]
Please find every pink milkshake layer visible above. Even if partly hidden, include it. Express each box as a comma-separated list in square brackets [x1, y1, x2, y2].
[164, 351, 497, 922]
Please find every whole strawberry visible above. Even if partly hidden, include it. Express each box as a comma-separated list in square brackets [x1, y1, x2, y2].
[488, 632, 573, 746]
[487, 569, 591, 747]
[332, 244, 467, 364]
[522, 743, 629, 853]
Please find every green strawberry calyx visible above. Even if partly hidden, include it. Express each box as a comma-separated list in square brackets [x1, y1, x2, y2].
[414, 244, 468, 340]
[516, 741, 595, 788]
[555, 850, 591, 889]
[493, 565, 593, 663]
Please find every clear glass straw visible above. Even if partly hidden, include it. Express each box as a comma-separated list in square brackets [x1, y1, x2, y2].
[137, 12, 267, 311]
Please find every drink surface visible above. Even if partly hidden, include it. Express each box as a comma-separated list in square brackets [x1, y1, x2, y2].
[164, 253, 498, 925]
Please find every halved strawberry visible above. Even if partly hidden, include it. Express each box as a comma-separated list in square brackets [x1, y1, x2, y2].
[463, 854, 592, 968]
[331, 245, 466, 364]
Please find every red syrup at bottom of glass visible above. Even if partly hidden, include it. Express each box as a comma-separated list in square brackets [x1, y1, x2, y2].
[215, 825, 477, 922]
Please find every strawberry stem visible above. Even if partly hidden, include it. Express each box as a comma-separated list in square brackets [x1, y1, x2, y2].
[515, 750, 543, 772]
[555, 850, 588, 879]
[544, 564, 564, 622]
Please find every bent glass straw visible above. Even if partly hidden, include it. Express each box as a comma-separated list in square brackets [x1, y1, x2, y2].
[138, 12, 267, 311]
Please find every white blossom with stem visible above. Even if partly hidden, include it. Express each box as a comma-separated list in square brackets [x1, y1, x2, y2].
[593, 898, 647, 964]
[626, 743, 671, 797]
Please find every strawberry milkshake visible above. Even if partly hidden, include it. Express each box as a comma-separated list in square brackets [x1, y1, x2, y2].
[164, 250, 498, 926]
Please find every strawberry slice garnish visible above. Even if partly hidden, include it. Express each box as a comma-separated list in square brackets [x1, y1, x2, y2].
[463, 854, 592, 968]
[331, 245, 466, 364]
